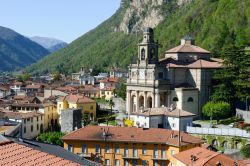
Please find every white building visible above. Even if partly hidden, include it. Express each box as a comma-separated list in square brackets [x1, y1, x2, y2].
[2, 110, 44, 139]
[126, 27, 222, 118]
[129, 106, 194, 131]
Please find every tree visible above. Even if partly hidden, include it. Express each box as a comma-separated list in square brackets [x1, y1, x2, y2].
[240, 144, 250, 158]
[82, 113, 91, 126]
[211, 45, 250, 109]
[52, 73, 61, 81]
[18, 73, 30, 81]
[115, 83, 127, 100]
[106, 100, 115, 126]
[202, 101, 231, 122]
[37, 132, 65, 146]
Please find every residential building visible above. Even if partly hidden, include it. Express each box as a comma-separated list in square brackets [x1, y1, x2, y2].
[109, 67, 128, 78]
[0, 135, 98, 166]
[10, 81, 24, 95]
[1, 110, 44, 139]
[129, 106, 194, 131]
[57, 94, 96, 124]
[62, 126, 203, 166]
[0, 86, 10, 98]
[100, 87, 116, 101]
[174, 147, 246, 166]
[126, 28, 222, 118]
[72, 66, 91, 80]
[61, 108, 82, 133]
[79, 75, 95, 85]
[82, 85, 100, 98]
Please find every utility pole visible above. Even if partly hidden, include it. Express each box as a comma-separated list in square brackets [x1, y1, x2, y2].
[179, 108, 181, 147]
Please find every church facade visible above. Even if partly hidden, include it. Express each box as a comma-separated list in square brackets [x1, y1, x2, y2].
[126, 27, 222, 118]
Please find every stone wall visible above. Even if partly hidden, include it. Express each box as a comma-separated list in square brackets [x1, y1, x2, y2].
[61, 109, 82, 133]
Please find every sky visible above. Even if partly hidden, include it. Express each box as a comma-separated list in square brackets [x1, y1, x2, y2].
[0, 0, 121, 43]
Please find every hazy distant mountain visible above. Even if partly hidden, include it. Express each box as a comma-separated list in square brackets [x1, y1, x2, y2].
[29, 36, 68, 52]
[0, 26, 49, 71]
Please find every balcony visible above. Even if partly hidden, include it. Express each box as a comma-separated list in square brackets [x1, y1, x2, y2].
[77, 153, 91, 158]
[151, 156, 169, 161]
[122, 154, 140, 159]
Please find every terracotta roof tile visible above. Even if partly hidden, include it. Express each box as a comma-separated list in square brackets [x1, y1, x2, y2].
[58, 94, 95, 104]
[1, 110, 43, 119]
[174, 147, 245, 166]
[131, 107, 195, 117]
[62, 126, 203, 147]
[0, 141, 82, 166]
[166, 43, 210, 53]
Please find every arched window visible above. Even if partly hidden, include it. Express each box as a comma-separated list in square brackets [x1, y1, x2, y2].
[173, 97, 178, 102]
[149, 49, 154, 61]
[187, 97, 194, 102]
[141, 48, 145, 60]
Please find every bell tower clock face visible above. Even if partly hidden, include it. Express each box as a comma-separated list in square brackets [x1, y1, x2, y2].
[139, 70, 145, 79]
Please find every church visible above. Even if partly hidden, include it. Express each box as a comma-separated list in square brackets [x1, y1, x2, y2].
[126, 27, 222, 118]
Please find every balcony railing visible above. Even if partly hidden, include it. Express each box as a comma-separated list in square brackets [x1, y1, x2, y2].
[122, 154, 140, 159]
[151, 155, 169, 160]
[77, 153, 91, 158]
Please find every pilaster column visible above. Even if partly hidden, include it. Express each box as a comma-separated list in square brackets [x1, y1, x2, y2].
[136, 91, 139, 112]
[155, 90, 160, 108]
[152, 93, 155, 108]
[126, 90, 131, 114]
[144, 91, 147, 109]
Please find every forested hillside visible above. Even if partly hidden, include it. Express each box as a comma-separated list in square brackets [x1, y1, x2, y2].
[0, 26, 49, 71]
[26, 0, 250, 75]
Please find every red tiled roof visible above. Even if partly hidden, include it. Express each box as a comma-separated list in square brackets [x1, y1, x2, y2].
[0, 141, 81, 166]
[13, 81, 23, 86]
[58, 94, 95, 104]
[166, 43, 210, 53]
[174, 147, 245, 166]
[99, 77, 119, 83]
[160, 58, 222, 69]
[62, 126, 203, 147]
[131, 107, 195, 117]
[56, 86, 77, 92]
[1, 110, 43, 119]
[25, 84, 42, 89]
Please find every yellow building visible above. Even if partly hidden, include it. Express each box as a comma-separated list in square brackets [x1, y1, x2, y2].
[100, 87, 115, 101]
[57, 94, 96, 124]
[39, 102, 58, 130]
[62, 126, 203, 166]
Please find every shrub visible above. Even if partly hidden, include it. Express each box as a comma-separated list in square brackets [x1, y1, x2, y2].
[38, 132, 65, 147]
[240, 144, 250, 158]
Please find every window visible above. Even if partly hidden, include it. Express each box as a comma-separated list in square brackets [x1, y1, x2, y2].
[115, 159, 120, 166]
[31, 125, 33, 132]
[41, 116, 42, 120]
[95, 145, 100, 153]
[142, 147, 147, 155]
[141, 48, 145, 60]
[37, 124, 39, 130]
[105, 159, 110, 166]
[31, 118, 33, 123]
[27, 118, 30, 122]
[124, 159, 128, 166]
[187, 97, 194, 102]
[133, 147, 138, 157]
[171, 150, 175, 156]
[23, 119, 26, 124]
[124, 147, 128, 157]
[172, 123, 176, 127]
[90, 106, 93, 110]
[115, 146, 119, 154]
[82, 144, 87, 153]
[142, 160, 147, 166]
[68, 145, 73, 152]
[105, 146, 110, 153]
[158, 72, 163, 79]
[153, 161, 158, 166]
[132, 160, 137, 166]
[37, 117, 39, 121]
[173, 97, 178, 101]
[24, 127, 26, 133]
[161, 149, 166, 158]
[154, 147, 158, 158]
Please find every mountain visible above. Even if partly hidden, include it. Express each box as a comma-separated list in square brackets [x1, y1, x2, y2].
[0, 26, 50, 71]
[29, 36, 68, 53]
[26, 0, 250, 75]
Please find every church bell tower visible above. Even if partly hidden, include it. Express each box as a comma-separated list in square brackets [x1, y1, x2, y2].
[138, 27, 159, 66]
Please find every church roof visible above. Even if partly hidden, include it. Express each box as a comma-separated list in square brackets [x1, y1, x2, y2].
[131, 107, 196, 117]
[159, 58, 222, 69]
[165, 43, 210, 54]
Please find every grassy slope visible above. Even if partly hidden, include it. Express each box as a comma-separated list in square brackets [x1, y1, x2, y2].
[26, 0, 250, 74]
